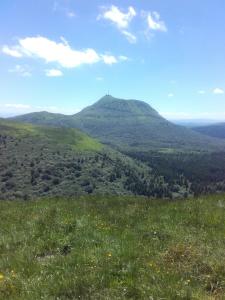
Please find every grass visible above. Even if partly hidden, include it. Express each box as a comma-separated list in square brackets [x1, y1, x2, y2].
[0, 194, 225, 299]
[0, 120, 102, 152]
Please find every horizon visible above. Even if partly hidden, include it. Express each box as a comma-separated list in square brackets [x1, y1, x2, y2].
[1, 94, 225, 123]
[1, 1, 225, 120]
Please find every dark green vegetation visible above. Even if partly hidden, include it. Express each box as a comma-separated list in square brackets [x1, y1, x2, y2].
[10, 95, 225, 152]
[193, 122, 225, 139]
[0, 195, 225, 299]
[129, 150, 225, 197]
[1, 120, 186, 200]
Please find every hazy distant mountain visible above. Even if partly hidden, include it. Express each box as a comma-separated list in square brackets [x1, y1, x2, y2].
[172, 119, 220, 128]
[10, 95, 225, 152]
[193, 122, 225, 139]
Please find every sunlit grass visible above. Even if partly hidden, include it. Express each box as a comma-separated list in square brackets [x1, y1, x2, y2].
[0, 120, 102, 152]
[0, 194, 225, 299]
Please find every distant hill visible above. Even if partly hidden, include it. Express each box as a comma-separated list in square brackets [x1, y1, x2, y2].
[10, 95, 225, 152]
[172, 119, 219, 128]
[193, 122, 225, 139]
[0, 120, 179, 199]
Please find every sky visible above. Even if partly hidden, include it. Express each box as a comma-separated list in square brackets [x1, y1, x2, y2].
[0, 0, 225, 120]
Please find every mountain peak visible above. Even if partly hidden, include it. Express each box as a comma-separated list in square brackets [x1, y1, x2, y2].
[9, 95, 225, 152]
[89, 95, 160, 118]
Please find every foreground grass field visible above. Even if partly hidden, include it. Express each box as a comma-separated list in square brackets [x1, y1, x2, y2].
[0, 195, 225, 299]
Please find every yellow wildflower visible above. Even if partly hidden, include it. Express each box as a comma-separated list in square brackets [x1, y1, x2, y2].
[0, 273, 4, 281]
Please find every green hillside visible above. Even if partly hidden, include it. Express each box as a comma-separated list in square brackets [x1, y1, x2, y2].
[10, 95, 225, 152]
[0, 120, 102, 152]
[193, 122, 225, 139]
[1, 120, 181, 200]
[0, 194, 224, 299]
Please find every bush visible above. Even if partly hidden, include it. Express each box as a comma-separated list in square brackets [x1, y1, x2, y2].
[52, 178, 60, 185]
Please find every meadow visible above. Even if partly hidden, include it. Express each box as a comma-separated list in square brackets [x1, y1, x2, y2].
[0, 195, 225, 299]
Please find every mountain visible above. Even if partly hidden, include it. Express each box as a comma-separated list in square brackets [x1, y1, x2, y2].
[10, 95, 225, 152]
[193, 122, 225, 139]
[0, 119, 178, 200]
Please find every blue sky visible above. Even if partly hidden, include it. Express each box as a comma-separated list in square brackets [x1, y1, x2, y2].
[0, 0, 225, 120]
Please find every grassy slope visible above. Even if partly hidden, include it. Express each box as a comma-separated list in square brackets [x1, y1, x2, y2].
[0, 120, 102, 152]
[0, 195, 224, 299]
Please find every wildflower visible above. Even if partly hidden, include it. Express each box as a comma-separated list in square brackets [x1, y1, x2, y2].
[0, 273, 4, 281]
[107, 253, 112, 257]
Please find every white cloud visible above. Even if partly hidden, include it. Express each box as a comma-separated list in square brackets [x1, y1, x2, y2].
[9, 65, 31, 77]
[144, 11, 167, 32]
[101, 54, 117, 65]
[168, 93, 174, 98]
[198, 90, 206, 94]
[98, 5, 136, 29]
[46, 69, 63, 77]
[213, 88, 224, 95]
[19, 36, 100, 68]
[98, 6, 137, 43]
[121, 30, 137, 43]
[118, 55, 129, 61]
[2, 46, 23, 57]
[96, 76, 104, 81]
[2, 36, 125, 69]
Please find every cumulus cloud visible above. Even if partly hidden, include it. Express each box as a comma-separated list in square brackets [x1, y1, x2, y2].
[98, 5, 136, 29]
[98, 6, 137, 43]
[19, 36, 100, 68]
[101, 54, 117, 65]
[46, 69, 63, 77]
[2, 46, 23, 57]
[2, 36, 125, 69]
[146, 11, 167, 32]
[213, 88, 224, 95]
